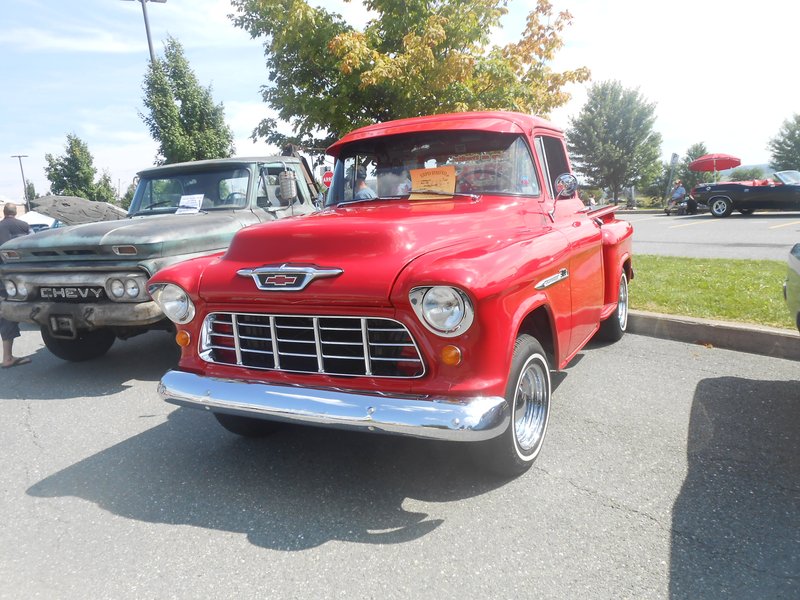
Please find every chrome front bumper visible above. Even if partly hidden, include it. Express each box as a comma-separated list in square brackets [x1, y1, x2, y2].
[158, 370, 510, 442]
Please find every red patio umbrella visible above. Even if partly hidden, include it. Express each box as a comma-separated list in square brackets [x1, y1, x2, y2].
[688, 153, 741, 173]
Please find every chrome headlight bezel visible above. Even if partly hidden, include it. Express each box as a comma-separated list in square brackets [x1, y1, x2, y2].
[106, 275, 148, 301]
[409, 286, 474, 338]
[2, 279, 28, 300]
[148, 283, 195, 324]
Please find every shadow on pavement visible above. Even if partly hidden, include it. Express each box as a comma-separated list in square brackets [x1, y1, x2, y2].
[670, 377, 800, 599]
[27, 408, 506, 550]
[3, 330, 179, 400]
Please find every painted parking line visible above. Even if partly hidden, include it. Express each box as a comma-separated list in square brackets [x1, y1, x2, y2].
[624, 216, 665, 223]
[669, 219, 722, 229]
[769, 220, 800, 229]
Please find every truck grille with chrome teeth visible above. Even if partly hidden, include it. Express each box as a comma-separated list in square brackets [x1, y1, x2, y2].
[201, 313, 425, 378]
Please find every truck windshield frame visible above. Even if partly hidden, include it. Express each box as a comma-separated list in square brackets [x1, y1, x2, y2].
[327, 131, 541, 207]
[128, 166, 252, 216]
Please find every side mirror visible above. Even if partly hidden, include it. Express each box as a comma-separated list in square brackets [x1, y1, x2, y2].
[278, 169, 298, 202]
[555, 173, 578, 198]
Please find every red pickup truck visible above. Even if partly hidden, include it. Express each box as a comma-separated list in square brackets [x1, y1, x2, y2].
[150, 111, 633, 476]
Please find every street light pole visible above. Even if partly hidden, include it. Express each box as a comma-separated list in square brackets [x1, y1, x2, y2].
[122, 0, 167, 64]
[11, 155, 29, 213]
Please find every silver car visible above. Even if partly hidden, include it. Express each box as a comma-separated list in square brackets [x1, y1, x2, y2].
[785, 243, 800, 333]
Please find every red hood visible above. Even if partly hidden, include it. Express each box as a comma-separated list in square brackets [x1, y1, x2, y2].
[198, 198, 538, 306]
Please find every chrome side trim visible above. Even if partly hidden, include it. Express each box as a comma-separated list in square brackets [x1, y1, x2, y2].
[158, 370, 509, 442]
[534, 268, 569, 290]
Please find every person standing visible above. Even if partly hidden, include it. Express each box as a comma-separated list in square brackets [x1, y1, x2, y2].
[0, 203, 32, 368]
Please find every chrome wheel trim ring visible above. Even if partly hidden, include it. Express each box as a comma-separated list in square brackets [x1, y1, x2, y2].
[711, 199, 728, 216]
[513, 353, 550, 458]
[617, 274, 629, 330]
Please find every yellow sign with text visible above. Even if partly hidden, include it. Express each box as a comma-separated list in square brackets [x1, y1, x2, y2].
[409, 165, 456, 200]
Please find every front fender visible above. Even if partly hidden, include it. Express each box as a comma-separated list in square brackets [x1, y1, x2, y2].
[390, 229, 572, 386]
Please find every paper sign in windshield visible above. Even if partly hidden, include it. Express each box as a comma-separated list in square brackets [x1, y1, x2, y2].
[175, 194, 204, 214]
[409, 165, 456, 200]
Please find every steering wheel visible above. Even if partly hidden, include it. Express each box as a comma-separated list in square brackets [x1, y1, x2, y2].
[224, 192, 246, 203]
[458, 168, 514, 193]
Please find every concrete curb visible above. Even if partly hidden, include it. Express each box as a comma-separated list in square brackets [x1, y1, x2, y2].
[628, 310, 800, 362]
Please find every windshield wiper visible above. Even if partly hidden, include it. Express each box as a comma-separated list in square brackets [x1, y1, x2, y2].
[407, 189, 479, 199]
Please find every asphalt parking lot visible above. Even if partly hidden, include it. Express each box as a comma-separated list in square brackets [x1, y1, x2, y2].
[1, 327, 798, 599]
[623, 209, 800, 261]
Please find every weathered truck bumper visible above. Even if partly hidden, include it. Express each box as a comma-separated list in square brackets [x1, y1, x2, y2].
[158, 370, 510, 442]
[0, 300, 165, 330]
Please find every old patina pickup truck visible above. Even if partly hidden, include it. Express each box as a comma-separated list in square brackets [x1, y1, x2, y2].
[150, 111, 633, 476]
[0, 155, 318, 361]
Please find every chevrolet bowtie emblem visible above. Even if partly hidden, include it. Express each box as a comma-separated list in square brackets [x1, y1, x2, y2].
[237, 264, 343, 291]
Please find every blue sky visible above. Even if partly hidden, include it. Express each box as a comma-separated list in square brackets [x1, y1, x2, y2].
[2, 0, 798, 203]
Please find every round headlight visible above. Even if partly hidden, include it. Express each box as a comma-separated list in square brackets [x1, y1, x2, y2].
[4, 280, 17, 297]
[149, 283, 195, 324]
[16, 282, 28, 298]
[409, 286, 474, 337]
[423, 287, 466, 331]
[125, 279, 140, 298]
[110, 279, 125, 298]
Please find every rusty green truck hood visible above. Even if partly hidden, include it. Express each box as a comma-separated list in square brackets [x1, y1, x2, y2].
[1, 212, 259, 264]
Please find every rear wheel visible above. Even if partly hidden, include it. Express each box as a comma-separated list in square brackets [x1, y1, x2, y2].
[710, 197, 733, 217]
[214, 413, 281, 437]
[41, 327, 116, 362]
[473, 335, 551, 477]
[597, 272, 629, 342]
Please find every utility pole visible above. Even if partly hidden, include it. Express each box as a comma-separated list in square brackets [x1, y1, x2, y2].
[11, 154, 29, 213]
[122, 0, 167, 64]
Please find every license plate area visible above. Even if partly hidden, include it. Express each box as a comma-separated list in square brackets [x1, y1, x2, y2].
[49, 315, 77, 339]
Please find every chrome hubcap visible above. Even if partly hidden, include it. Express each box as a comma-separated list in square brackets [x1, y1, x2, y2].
[514, 355, 549, 453]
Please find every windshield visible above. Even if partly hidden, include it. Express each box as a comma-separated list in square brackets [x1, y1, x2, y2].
[327, 131, 540, 206]
[129, 166, 251, 215]
[775, 170, 800, 185]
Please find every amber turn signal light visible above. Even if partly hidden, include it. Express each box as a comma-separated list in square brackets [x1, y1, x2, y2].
[175, 330, 191, 347]
[440, 344, 462, 366]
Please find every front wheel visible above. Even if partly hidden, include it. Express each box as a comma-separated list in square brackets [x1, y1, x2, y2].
[41, 327, 116, 362]
[597, 272, 629, 342]
[710, 197, 733, 218]
[472, 335, 551, 477]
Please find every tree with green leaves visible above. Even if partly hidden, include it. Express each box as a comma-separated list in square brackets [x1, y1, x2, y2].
[727, 166, 765, 181]
[768, 114, 800, 171]
[120, 182, 137, 211]
[24, 180, 38, 201]
[676, 142, 715, 191]
[44, 134, 98, 199]
[141, 36, 235, 165]
[94, 172, 118, 204]
[44, 135, 122, 203]
[230, 0, 589, 149]
[566, 80, 662, 202]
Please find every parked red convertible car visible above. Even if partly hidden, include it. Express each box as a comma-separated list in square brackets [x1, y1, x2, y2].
[149, 111, 634, 476]
[691, 170, 800, 217]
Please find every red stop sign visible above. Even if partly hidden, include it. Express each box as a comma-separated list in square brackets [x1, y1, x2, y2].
[322, 171, 333, 187]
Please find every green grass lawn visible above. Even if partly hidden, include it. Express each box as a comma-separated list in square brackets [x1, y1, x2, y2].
[630, 255, 794, 330]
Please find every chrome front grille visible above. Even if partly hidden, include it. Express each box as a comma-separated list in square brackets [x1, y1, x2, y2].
[201, 312, 425, 378]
